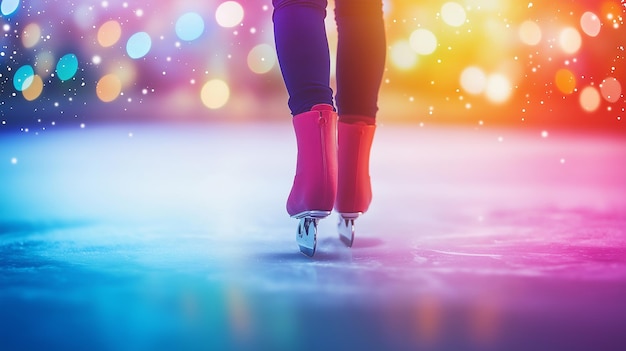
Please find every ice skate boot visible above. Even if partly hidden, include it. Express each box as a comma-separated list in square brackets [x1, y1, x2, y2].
[335, 117, 376, 247]
[287, 104, 338, 256]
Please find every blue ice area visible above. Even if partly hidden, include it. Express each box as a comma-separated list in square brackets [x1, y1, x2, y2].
[1, 123, 626, 351]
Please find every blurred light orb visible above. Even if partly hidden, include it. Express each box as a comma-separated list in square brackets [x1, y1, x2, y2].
[13, 65, 34, 91]
[22, 23, 41, 48]
[460, 66, 487, 95]
[579, 86, 601, 112]
[126, 32, 152, 59]
[559, 27, 582, 54]
[73, 4, 96, 29]
[518, 20, 542, 46]
[22, 74, 43, 101]
[580, 12, 601, 37]
[107, 58, 137, 87]
[1, 0, 20, 16]
[390, 40, 417, 70]
[35, 51, 55, 77]
[176, 12, 205, 41]
[247, 44, 276, 74]
[98, 20, 122, 47]
[555, 69, 576, 94]
[201, 79, 230, 109]
[441, 2, 466, 27]
[485, 74, 512, 104]
[409, 29, 437, 55]
[92, 55, 102, 65]
[599, 77, 621, 103]
[56, 53, 79, 81]
[96, 74, 122, 102]
[215, 1, 244, 28]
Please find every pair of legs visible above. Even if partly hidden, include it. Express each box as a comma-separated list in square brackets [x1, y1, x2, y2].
[273, 0, 386, 118]
[272, 0, 386, 255]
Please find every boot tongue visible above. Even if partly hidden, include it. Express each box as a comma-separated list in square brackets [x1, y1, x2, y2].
[311, 104, 335, 112]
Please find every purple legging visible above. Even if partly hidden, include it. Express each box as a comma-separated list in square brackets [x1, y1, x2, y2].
[272, 0, 386, 118]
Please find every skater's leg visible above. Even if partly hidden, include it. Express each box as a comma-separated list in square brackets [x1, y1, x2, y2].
[272, 0, 334, 116]
[273, 0, 338, 256]
[334, 0, 386, 119]
[287, 103, 338, 256]
[334, 0, 385, 246]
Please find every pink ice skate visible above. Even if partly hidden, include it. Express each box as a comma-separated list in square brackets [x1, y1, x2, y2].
[287, 104, 338, 256]
[335, 119, 376, 247]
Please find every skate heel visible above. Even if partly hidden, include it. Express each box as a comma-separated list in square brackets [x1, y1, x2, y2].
[337, 212, 361, 247]
[335, 119, 376, 249]
[294, 211, 330, 257]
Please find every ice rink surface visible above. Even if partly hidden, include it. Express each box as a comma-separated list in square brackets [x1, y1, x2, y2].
[1, 122, 626, 351]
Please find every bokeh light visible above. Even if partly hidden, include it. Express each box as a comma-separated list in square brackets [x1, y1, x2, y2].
[56, 53, 79, 81]
[518, 20, 542, 46]
[22, 74, 43, 101]
[0, 0, 624, 130]
[441, 2, 466, 27]
[175, 12, 205, 41]
[1, 0, 19, 16]
[460, 66, 487, 95]
[97, 20, 122, 47]
[559, 27, 582, 54]
[96, 74, 122, 102]
[13, 65, 34, 91]
[485, 74, 512, 104]
[34, 51, 55, 77]
[126, 32, 151, 59]
[599, 77, 622, 103]
[579, 86, 601, 112]
[73, 3, 95, 30]
[247, 44, 276, 74]
[580, 12, 601, 37]
[215, 1, 244, 28]
[201, 79, 230, 109]
[409, 29, 437, 55]
[555, 69, 576, 95]
[106, 57, 137, 87]
[390, 40, 417, 70]
[22, 23, 41, 48]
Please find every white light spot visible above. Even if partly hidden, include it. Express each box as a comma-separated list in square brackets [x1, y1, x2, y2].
[201, 79, 230, 109]
[215, 1, 244, 28]
[409, 29, 437, 55]
[390, 40, 417, 70]
[485, 74, 512, 103]
[441, 2, 466, 27]
[460, 66, 487, 95]
[559, 27, 582, 54]
[579, 86, 601, 112]
[519, 20, 542, 45]
[580, 12, 601, 37]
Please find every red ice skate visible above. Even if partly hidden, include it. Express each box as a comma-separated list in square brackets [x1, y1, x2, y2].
[335, 118, 376, 247]
[287, 104, 338, 256]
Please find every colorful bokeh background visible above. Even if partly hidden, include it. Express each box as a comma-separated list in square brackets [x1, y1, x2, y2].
[0, 0, 625, 132]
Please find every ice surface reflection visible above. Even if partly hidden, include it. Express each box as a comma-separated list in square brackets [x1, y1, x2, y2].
[1, 124, 625, 351]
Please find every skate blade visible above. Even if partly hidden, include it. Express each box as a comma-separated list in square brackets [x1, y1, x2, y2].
[296, 217, 318, 257]
[337, 218, 355, 247]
